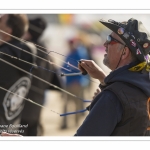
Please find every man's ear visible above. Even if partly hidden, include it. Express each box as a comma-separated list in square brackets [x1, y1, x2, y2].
[122, 47, 130, 59]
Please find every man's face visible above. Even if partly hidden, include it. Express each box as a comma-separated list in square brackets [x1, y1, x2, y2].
[0, 14, 11, 45]
[103, 32, 125, 70]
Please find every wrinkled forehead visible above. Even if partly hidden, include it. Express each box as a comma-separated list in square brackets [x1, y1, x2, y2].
[0, 14, 8, 22]
[0, 14, 7, 19]
[0, 14, 4, 18]
[0, 14, 3, 21]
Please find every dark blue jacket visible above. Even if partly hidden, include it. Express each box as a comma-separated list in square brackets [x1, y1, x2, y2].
[75, 61, 150, 136]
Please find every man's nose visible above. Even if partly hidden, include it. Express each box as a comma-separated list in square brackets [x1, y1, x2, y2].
[103, 42, 107, 47]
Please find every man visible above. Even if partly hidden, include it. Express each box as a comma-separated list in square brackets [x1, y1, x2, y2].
[0, 14, 36, 134]
[20, 17, 63, 136]
[75, 18, 150, 136]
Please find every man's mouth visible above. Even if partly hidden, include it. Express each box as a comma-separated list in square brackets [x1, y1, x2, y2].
[104, 54, 107, 57]
[104, 49, 108, 57]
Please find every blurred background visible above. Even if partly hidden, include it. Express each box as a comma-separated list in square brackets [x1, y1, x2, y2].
[23, 14, 150, 136]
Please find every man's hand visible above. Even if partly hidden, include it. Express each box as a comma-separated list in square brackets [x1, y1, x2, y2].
[1, 132, 22, 136]
[79, 59, 106, 84]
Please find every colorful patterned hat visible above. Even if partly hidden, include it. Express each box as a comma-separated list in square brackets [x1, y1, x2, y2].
[99, 18, 150, 62]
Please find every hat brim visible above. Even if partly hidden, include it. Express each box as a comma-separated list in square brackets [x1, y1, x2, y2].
[99, 19, 120, 33]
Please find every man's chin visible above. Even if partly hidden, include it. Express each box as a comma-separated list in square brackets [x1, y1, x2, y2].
[103, 58, 110, 67]
[103, 58, 107, 66]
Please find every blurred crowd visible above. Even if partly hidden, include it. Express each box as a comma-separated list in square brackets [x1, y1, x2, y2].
[3, 14, 145, 136]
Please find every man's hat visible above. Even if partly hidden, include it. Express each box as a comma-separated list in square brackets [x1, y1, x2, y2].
[99, 18, 150, 62]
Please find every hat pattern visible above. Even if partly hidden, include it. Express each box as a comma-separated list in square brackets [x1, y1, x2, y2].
[99, 18, 150, 62]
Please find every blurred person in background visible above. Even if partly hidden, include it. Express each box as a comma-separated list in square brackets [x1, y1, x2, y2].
[0, 14, 36, 134]
[60, 37, 90, 129]
[20, 17, 63, 136]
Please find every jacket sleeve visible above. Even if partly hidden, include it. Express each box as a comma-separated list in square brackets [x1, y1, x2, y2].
[74, 90, 123, 136]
